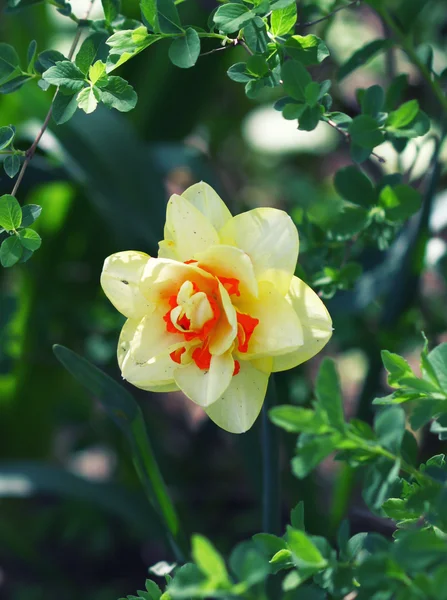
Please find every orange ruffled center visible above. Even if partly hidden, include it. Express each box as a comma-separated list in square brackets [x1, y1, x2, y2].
[165, 265, 258, 375]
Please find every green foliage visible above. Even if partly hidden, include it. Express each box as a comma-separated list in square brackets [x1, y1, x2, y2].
[0, 195, 42, 266]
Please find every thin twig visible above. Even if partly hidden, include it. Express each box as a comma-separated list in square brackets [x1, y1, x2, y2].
[326, 118, 386, 164]
[301, 0, 362, 28]
[237, 39, 254, 56]
[10, 0, 95, 198]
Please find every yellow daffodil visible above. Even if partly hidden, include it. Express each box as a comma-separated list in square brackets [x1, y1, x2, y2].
[101, 182, 332, 434]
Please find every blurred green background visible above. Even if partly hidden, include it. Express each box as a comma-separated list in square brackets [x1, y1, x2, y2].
[1, 0, 447, 598]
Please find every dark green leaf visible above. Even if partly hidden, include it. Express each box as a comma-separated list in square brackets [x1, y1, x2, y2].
[244, 17, 269, 54]
[282, 102, 306, 120]
[361, 85, 385, 117]
[26, 40, 37, 71]
[292, 434, 340, 478]
[141, 0, 182, 34]
[101, 0, 120, 24]
[227, 62, 252, 83]
[327, 205, 370, 241]
[0, 194, 22, 230]
[363, 457, 401, 510]
[52, 91, 78, 125]
[229, 540, 270, 587]
[18, 228, 42, 251]
[298, 105, 321, 131]
[381, 350, 415, 387]
[0, 75, 31, 94]
[338, 39, 392, 81]
[4, 154, 20, 178]
[52, 345, 181, 542]
[271, 2, 297, 36]
[334, 166, 376, 207]
[75, 33, 109, 75]
[0, 126, 15, 150]
[304, 81, 320, 107]
[97, 76, 137, 112]
[374, 407, 406, 454]
[349, 115, 384, 149]
[270, 0, 295, 8]
[213, 3, 255, 33]
[0, 43, 20, 84]
[427, 344, 447, 393]
[20, 204, 42, 228]
[168, 28, 200, 69]
[0, 235, 23, 267]
[286, 527, 327, 569]
[385, 73, 408, 111]
[34, 49, 66, 74]
[281, 60, 311, 102]
[246, 54, 269, 77]
[290, 501, 305, 530]
[285, 35, 329, 66]
[43, 61, 86, 92]
[315, 358, 345, 430]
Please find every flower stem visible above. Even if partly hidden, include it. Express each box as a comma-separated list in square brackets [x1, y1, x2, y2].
[261, 376, 281, 535]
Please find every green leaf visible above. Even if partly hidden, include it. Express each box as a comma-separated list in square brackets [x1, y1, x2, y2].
[168, 28, 200, 69]
[89, 60, 107, 85]
[213, 3, 255, 33]
[386, 100, 419, 129]
[381, 350, 414, 387]
[292, 434, 340, 478]
[0, 126, 15, 150]
[106, 27, 162, 72]
[52, 345, 183, 551]
[191, 535, 231, 586]
[270, 0, 295, 8]
[334, 166, 376, 207]
[427, 344, 447, 393]
[385, 74, 408, 111]
[281, 60, 311, 102]
[388, 110, 430, 139]
[269, 405, 330, 434]
[393, 529, 447, 571]
[379, 185, 422, 221]
[285, 35, 329, 66]
[141, 0, 182, 33]
[269, 548, 293, 569]
[27, 40, 37, 72]
[0, 75, 32, 94]
[374, 406, 406, 454]
[361, 85, 385, 117]
[349, 115, 384, 149]
[304, 81, 320, 107]
[290, 501, 305, 530]
[0, 235, 23, 267]
[286, 528, 327, 569]
[253, 533, 287, 557]
[76, 86, 99, 114]
[75, 32, 108, 75]
[18, 228, 41, 251]
[246, 55, 269, 77]
[271, 2, 297, 36]
[282, 102, 306, 120]
[43, 61, 86, 92]
[0, 43, 20, 84]
[20, 204, 42, 227]
[34, 49, 66, 74]
[101, 0, 120, 24]
[0, 194, 22, 230]
[227, 62, 253, 83]
[338, 39, 392, 81]
[363, 457, 401, 510]
[243, 16, 269, 54]
[4, 154, 20, 178]
[229, 540, 270, 587]
[328, 205, 370, 241]
[97, 76, 137, 112]
[315, 358, 345, 431]
[52, 91, 78, 125]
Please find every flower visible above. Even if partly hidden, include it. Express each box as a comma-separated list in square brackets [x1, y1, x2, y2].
[101, 182, 332, 434]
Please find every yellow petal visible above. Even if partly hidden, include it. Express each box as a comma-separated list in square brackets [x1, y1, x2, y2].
[272, 276, 332, 372]
[121, 350, 179, 391]
[141, 258, 215, 304]
[174, 351, 234, 407]
[219, 208, 299, 296]
[161, 194, 220, 261]
[130, 307, 185, 363]
[182, 181, 232, 231]
[237, 282, 303, 359]
[208, 282, 237, 355]
[205, 361, 269, 433]
[117, 319, 179, 391]
[194, 244, 258, 298]
[101, 251, 152, 319]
